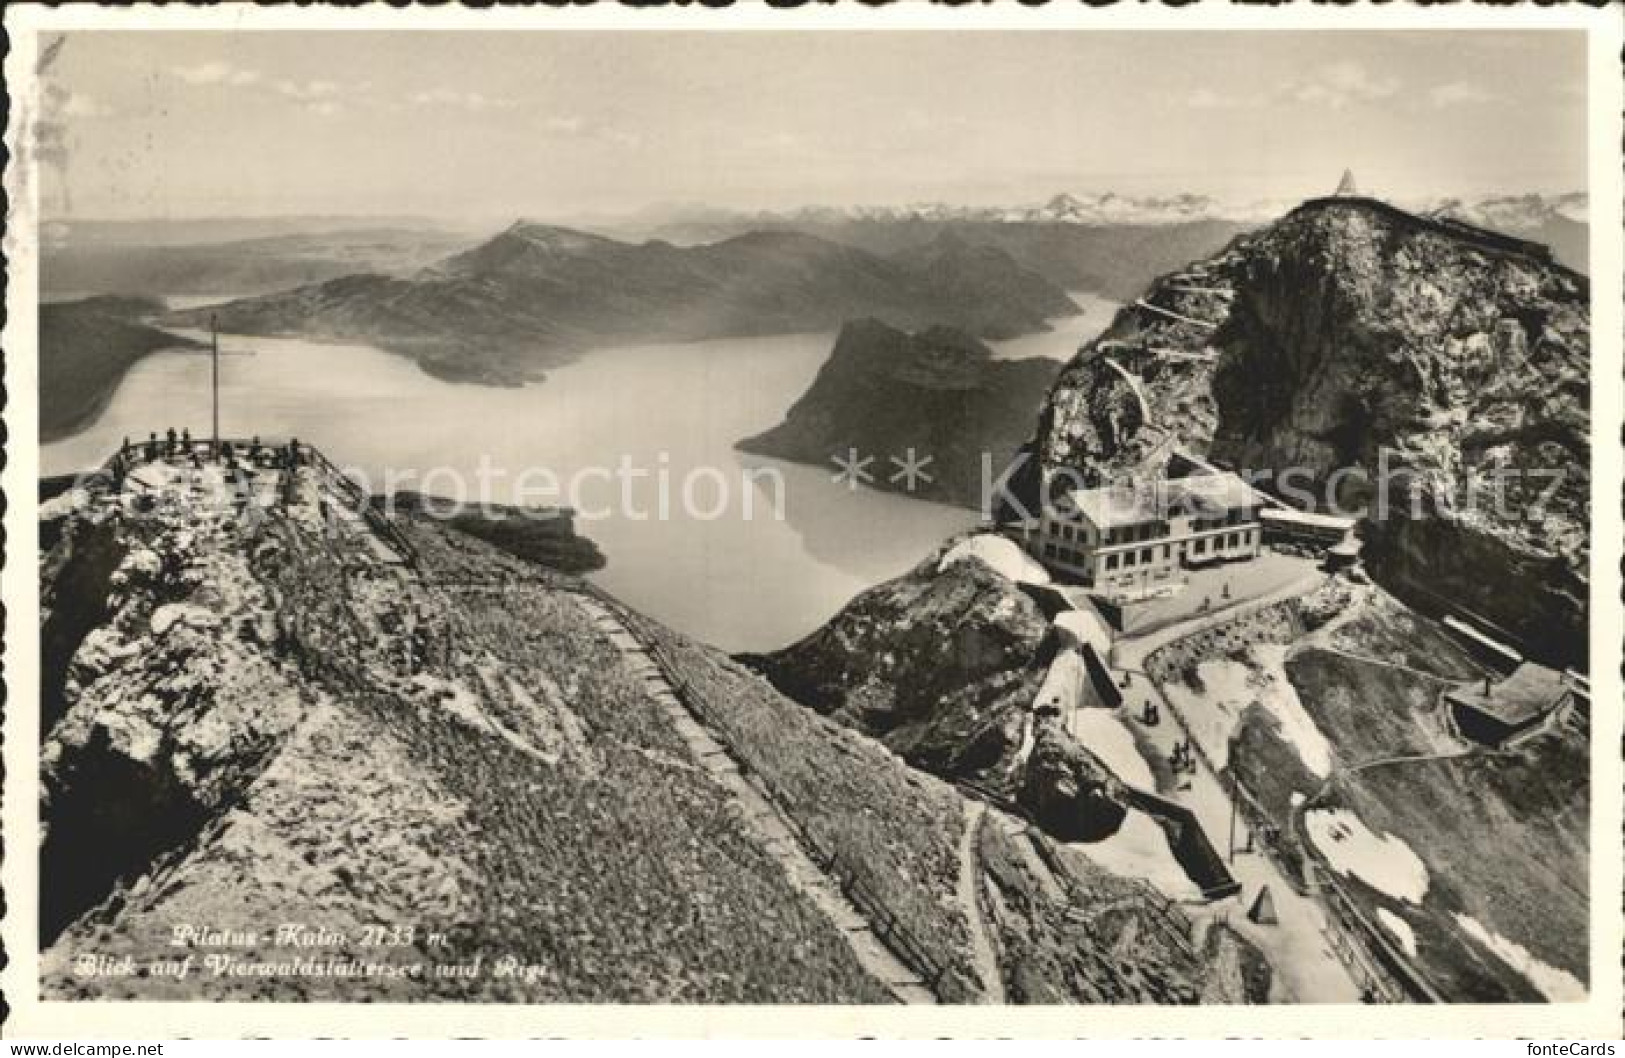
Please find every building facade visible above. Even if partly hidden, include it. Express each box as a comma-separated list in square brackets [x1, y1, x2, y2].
[1028, 472, 1263, 597]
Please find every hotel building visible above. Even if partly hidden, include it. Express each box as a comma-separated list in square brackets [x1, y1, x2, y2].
[1027, 472, 1264, 597]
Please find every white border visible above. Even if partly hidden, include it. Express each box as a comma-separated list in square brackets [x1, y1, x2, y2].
[3, 1, 1621, 1039]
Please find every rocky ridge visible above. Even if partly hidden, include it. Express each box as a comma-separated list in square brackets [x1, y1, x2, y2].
[164, 223, 1077, 385]
[1037, 197, 1589, 664]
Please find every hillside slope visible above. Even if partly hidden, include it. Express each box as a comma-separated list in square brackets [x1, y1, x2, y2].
[40, 296, 205, 443]
[650, 215, 1250, 302]
[738, 319, 1060, 509]
[40, 456, 1262, 1004]
[1037, 197, 1589, 665]
[166, 223, 1078, 385]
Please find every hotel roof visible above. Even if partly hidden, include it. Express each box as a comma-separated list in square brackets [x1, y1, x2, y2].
[1259, 507, 1359, 531]
[1061, 472, 1264, 529]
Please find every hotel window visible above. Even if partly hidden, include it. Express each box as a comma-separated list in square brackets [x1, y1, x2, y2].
[1141, 547, 1153, 564]
[1163, 544, 1171, 559]
[1106, 554, 1119, 571]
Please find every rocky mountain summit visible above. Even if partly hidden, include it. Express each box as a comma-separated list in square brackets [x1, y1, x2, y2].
[738, 319, 1061, 509]
[1037, 197, 1589, 664]
[166, 222, 1077, 385]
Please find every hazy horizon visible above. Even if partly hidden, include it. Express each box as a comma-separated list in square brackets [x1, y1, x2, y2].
[37, 30, 1588, 224]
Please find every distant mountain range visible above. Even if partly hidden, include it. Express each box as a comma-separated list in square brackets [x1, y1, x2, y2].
[1425, 193, 1588, 273]
[42, 191, 1587, 305]
[634, 190, 1590, 285]
[42, 227, 479, 298]
[640, 189, 1589, 232]
[165, 223, 1080, 384]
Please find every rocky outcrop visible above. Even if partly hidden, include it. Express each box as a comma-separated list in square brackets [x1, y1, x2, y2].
[1038, 197, 1589, 664]
[749, 548, 1048, 775]
[738, 319, 1061, 509]
[1020, 719, 1129, 842]
[41, 489, 309, 944]
[750, 545, 1136, 838]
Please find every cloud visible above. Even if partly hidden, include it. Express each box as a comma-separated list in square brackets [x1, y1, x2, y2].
[307, 100, 343, 118]
[410, 88, 519, 112]
[275, 79, 342, 103]
[1186, 87, 1248, 110]
[60, 92, 114, 119]
[175, 61, 261, 87]
[1284, 61, 1400, 109]
[1429, 81, 1498, 108]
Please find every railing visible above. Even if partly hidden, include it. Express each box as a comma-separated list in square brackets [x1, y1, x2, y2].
[302, 444, 421, 568]
[1120, 786, 1242, 902]
[958, 768, 1206, 964]
[100, 435, 422, 570]
[562, 578, 949, 995]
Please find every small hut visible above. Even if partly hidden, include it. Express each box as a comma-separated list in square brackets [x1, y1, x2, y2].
[1445, 664, 1573, 747]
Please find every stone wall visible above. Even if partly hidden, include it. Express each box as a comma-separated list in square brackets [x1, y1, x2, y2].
[1144, 598, 1303, 686]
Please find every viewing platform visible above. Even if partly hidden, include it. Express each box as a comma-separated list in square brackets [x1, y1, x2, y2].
[77, 433, 419, 569]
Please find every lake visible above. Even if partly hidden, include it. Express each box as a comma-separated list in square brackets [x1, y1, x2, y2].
[42, 293, 1115, 652]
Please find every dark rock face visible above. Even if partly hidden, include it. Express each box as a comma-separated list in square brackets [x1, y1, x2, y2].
[1020, 721, 1129, 842]
[40, 497, 307, 944]
[1038, 198, 1589, 664]
[752, 550, 1137, 836]
[738, 319, 1062, 509]
[166, 223, 1077, 386]
[39, 514, 128, 741]
[750, 551, 1048, 776]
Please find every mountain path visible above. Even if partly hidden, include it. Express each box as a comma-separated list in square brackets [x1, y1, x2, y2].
[570, 591, 939, 1005]
[956, 800, 1006, 1004]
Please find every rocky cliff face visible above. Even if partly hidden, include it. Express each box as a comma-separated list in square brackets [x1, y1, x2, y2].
[749, 546, 1131, 838]
[1038, 198, 1589, 664]
[738, 319, 1061, 509]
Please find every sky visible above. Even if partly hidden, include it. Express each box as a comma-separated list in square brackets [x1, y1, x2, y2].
[36, 30, 1589, 223]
